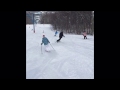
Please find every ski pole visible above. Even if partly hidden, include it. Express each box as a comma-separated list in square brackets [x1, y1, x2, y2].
[41, 45, 42, 53]
[50, 43, 55, 51]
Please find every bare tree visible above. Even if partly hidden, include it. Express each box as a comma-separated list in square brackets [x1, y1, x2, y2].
[26, 16, 32, 24]
[40, 11, 94, 35]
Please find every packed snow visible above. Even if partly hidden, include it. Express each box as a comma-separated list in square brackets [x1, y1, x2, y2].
[26, 24, 94, 79]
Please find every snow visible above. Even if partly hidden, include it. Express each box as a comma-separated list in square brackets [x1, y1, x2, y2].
[26, 24, 94, 79]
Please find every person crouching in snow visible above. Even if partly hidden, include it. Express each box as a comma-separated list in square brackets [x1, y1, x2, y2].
[54, 31, 57, 36]
[83, 31, 87, 39]
[41, 35, 51, 52]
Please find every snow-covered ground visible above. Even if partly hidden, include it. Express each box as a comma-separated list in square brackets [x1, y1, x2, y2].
[26, 24, 94, 79]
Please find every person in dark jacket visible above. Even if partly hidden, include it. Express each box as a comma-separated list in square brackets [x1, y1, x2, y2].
[57, 31, 65, 42]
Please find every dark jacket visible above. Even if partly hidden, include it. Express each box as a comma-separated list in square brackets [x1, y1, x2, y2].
[59, 32, 64, 38]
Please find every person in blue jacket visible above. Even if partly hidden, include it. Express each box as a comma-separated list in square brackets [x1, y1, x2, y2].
[41, 35, 50, 51]
[54, 31, 58, 36]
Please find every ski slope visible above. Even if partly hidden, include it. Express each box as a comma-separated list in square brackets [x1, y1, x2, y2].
[26, 24, 94, 79]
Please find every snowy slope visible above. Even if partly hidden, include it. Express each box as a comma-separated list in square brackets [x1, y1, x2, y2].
[26, 24, 94, 79]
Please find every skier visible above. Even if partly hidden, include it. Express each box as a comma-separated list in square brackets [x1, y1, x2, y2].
[57, 31, 65, 42]
[83, 31, 87, 39]
[54, 31, 58, 36]
[41, 35, 51, 52]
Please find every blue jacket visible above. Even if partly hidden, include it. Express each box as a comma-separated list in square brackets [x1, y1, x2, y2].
[55, 31, 57, 34]
[41, 37, 50, 45]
